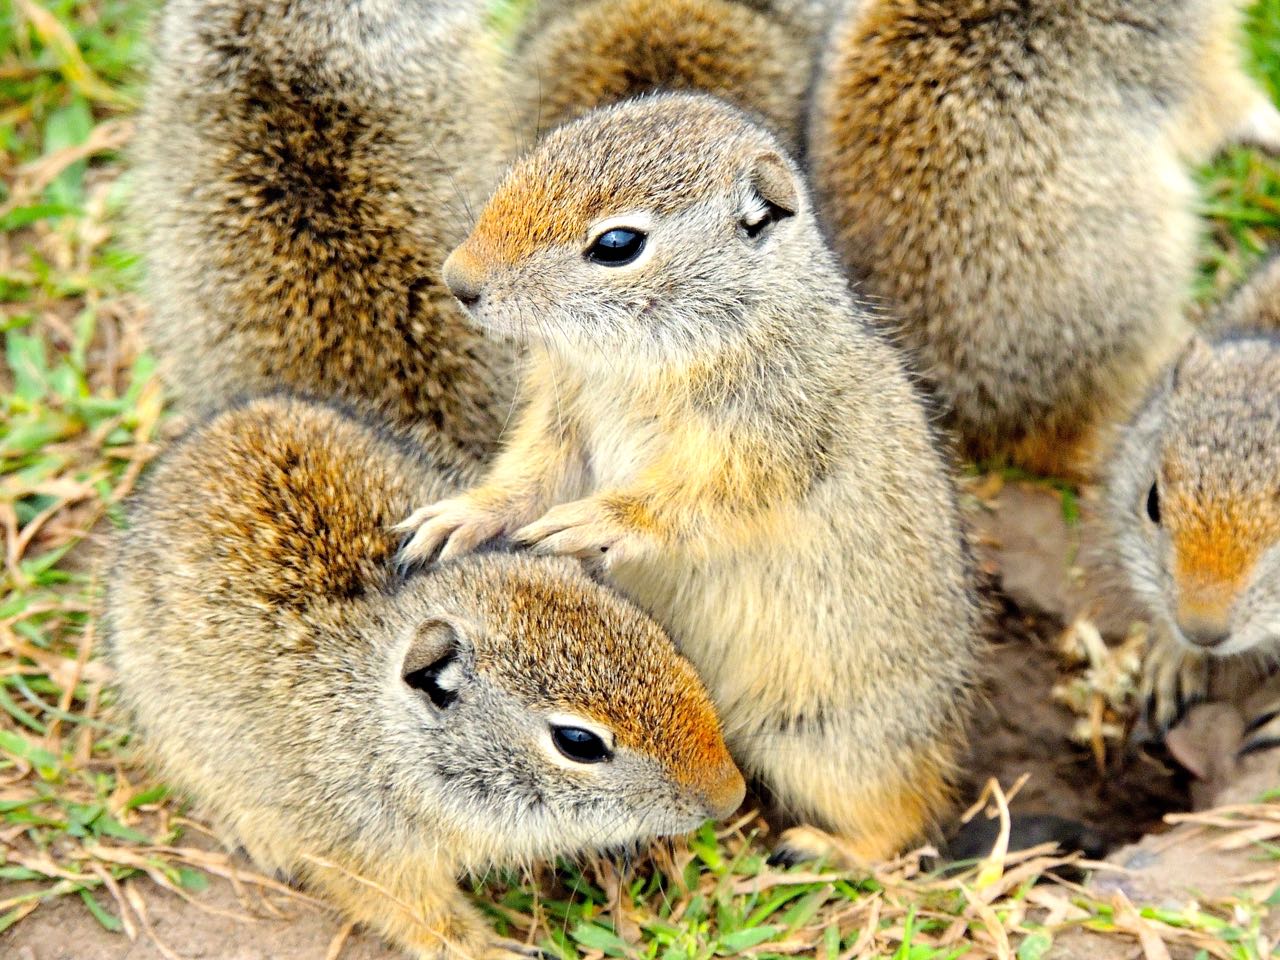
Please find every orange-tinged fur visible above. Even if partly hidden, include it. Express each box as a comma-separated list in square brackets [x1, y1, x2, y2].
[1172, 515, 1262, 595]
[1007, 420, 1102, 485]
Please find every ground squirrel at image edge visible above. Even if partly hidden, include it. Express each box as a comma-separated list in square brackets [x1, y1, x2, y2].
[1098, 252, 1280, 745]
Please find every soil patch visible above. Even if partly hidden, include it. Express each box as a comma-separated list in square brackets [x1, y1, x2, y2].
[960, 592, 1190, 846]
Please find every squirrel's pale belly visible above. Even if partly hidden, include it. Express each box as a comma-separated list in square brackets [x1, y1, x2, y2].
[608, 510, 885, 731]
[579, 400, 662, 489]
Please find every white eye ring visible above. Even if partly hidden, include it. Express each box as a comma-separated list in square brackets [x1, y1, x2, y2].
[539, 712, 617, 770]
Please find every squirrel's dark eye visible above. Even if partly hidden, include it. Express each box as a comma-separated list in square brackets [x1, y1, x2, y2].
[586, 228, 646, 266]
[1145, 482, 1161, 525]
[551, 725, 612, 764]
[404, 652, 458, 710]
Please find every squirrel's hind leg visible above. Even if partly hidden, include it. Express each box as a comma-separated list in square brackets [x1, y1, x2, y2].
[760, 747, 952, 869]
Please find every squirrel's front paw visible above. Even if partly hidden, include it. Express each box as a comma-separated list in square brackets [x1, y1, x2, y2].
[768, 825, 868, 871]
[1139, 637, 1210, 740]
[395, 494, 521, 567]
[512, 498, 651, 569]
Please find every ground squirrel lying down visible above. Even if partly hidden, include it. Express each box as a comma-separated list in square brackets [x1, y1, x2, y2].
[400, 94, 982, 864]
[107, 395, 744, 960]
[1099, 255, 1280, 745]
[133, 0, 515, 464]
[809, 0, 1280, 477]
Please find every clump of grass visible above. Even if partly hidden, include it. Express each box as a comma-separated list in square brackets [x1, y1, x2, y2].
[465, 796, 1280, 960]
[2, 0, 181, 937]
[1196, 0, 1280, 301]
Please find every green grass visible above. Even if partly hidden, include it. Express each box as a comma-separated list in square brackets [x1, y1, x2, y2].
[1, 0, 1280, 956]
[1197, 0, 1280, 299]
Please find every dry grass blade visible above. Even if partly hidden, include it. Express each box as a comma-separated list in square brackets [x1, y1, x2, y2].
[325, 919, 357, 960]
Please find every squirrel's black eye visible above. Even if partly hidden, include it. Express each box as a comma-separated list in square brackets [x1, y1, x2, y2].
[551, 725, 612, 764]
[586, 228, 646, 266]
[1145, 482, 1161, 525]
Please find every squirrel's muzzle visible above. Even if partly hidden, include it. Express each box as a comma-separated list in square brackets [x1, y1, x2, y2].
[1175, 590, 1234, 649]
[442, 248, 485, 309]
[701, 760, 747, 821]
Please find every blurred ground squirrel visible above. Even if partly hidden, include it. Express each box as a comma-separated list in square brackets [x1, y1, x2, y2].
[399, 94, 982, 863]
[107, 394, 743, 960]
[134, 0, 514, 463]
[1213, 253, 1280, 333]
[809, 0, 1280, 477]
[514, 0, 837, 152]
[1099, 254, 1280, 745]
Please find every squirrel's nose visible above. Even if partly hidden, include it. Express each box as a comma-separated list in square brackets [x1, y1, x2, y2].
[1178, 619, 1231, 649]
[442, 249, 484, 309]
[1176, 593, 1233, 649]
[450, 278, 481, 308]
[703, 761, 747, 821]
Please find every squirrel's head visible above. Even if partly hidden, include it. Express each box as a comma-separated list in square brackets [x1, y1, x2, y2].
[442, 94, 809, 368]
[1105, 334, 1280, 657]
[379, 553, 743, 866]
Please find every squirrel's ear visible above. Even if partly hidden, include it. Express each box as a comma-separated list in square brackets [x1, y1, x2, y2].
[739, 151, 797, 243]
[401, 615, 478, 710]
[1170, 335, 1214, 389]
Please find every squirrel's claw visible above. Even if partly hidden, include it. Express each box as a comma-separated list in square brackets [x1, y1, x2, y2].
[394, 498, 505, 568]
[486, 939, 554, 960]
[1239, 707, 1280, 758]
[768, 825, 864, 871]
[1137, 637, 1210, 742]
[513, 499, 643, 568]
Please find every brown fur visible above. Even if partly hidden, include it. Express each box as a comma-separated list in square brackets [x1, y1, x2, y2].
[515, 0, 823, 151]
[810, 0, 1278, 477]
[134, 0, 516, 464]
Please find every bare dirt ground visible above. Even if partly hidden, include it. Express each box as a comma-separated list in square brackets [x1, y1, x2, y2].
[5, 877, 399, 960]
[3, 479, 1268, 959]
[961, 481, 1191, 843]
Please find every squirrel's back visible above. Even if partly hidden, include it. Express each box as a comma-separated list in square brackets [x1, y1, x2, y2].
[134, 0, 515, 463]
[1213, 254, 1280, 334]
[809, 0, 1274, 475]
[515, 0, 834, 151]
